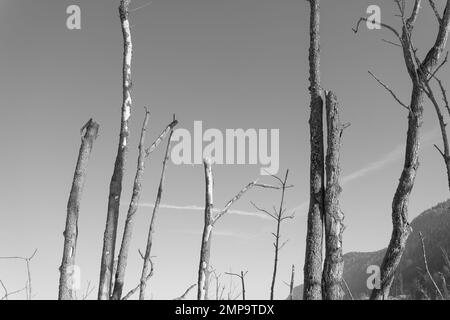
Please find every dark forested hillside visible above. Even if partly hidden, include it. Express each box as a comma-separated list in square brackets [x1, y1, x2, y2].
[292, 200, 450, 300]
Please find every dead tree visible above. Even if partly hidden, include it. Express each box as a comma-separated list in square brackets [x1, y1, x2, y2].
[225, 271, 248, 300]
[303, 0, 325, 300]
[59, 119, 99, 300]
[139, 119, 177, 300]
[99, 0, 133, 300]
[353, 0, 450, 299]
[251, 170, 295, 300]
[322, 92, 348, 300]
[110, 109, 149, 300]
[197, 158, 278, 300]
[0, 249, 37, 300]
[111, 112, 177, 300]
[0, 280, 27, 301]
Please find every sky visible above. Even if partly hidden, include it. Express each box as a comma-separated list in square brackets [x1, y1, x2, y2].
[1, 0, 450, 300]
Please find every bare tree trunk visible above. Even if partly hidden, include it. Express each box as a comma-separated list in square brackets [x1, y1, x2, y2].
[304, 0, 324, 301]
[289, 265, 295, 300]
[99, 0, 133, 300]
[197, 160, 275, 300]
[352, 0, 450, 300]
[322, 91, 346, 300]
[59, 119, 99, 300]
[110, 110, 150, 300]
[198, 159, 214, 300]
[370, 85, 422, 300]
[139, 127, 175, 300]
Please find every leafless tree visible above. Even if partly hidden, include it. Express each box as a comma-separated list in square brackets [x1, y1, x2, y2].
[283, 265, 296, 300]
[225, 271, 248, 301]
[139, 119, 177, 300]
[110, 109, 150, 300]
[303, 0, 325, 300]
[322, 92, 348, 300]
[353, 0, 450, 299]
[197, 158, 279, 300]
[99, 0, 134, 300]
[0, 249, 37, 300]
[59, 119, 99, 300]
[111, 112, 177, 300]
[251, 170, 295, 300]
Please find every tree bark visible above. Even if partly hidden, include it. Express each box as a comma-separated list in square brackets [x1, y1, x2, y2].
[98, 0, 133, 300]
[59, 119, 99, 300]
[110, 109, 150, 300]
[303, 0, 324, 301]
[198, 158, 214, 300]
[365, 0, 450, 300]
[322, 91, 345, 300]
[139, 128, 175, 300]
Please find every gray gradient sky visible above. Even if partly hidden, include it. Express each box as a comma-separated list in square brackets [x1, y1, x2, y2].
[1, 0, 450, 299]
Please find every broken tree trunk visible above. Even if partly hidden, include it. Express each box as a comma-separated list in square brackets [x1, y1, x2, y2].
[322, 91, 346, 300]
[303, 0, 324, 301]
[197, 159, 275, 300]
[139, 126, 176, 300]
[59, 119, 99, 300]
[198, 158, 214, 300]
[289, 265, 295, 300]
[98, 0, 133, 300]
[110, 109, 150, 300]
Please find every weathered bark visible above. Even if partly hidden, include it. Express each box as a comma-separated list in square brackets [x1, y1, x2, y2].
[370, 85, 422, 300]
[198, 158, 214, 300]
[59, 119, 99, 300]
[351, 0, 450, 300]
[110, 110, 150, 300]
[98, 0, 133, 300]
[303, 0, 324, 301]
[322, 91, 346, 300]
[139, 127, 176, 300]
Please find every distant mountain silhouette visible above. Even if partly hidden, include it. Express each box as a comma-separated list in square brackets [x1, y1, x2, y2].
[291, 199, 450, 300]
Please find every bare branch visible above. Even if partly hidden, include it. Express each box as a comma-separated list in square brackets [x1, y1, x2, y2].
[368, 71, 410, 110]
[174, 284, 197, 300]
[419, 232, 445, 300]
[352, 17, 401, 41]
[428, 0, 442, 22]
[145, 118, 178, 157]
[250, 201, 278, 220]
[122, 258, 154, 300]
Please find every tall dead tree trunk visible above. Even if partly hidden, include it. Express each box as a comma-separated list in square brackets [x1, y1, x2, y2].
[322, 91, 347, 300]
[99, 0, 133, 300]
[59, 119, 99, 300]
[139, 126, 176, 300]
[354, 0, 450, 300]
[111, 114, 177, 300]
[197, 159, 278, 300]
[303, 0, 324, 301]
[197, 159, 215, 300]
[110, 109, 149, 300]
